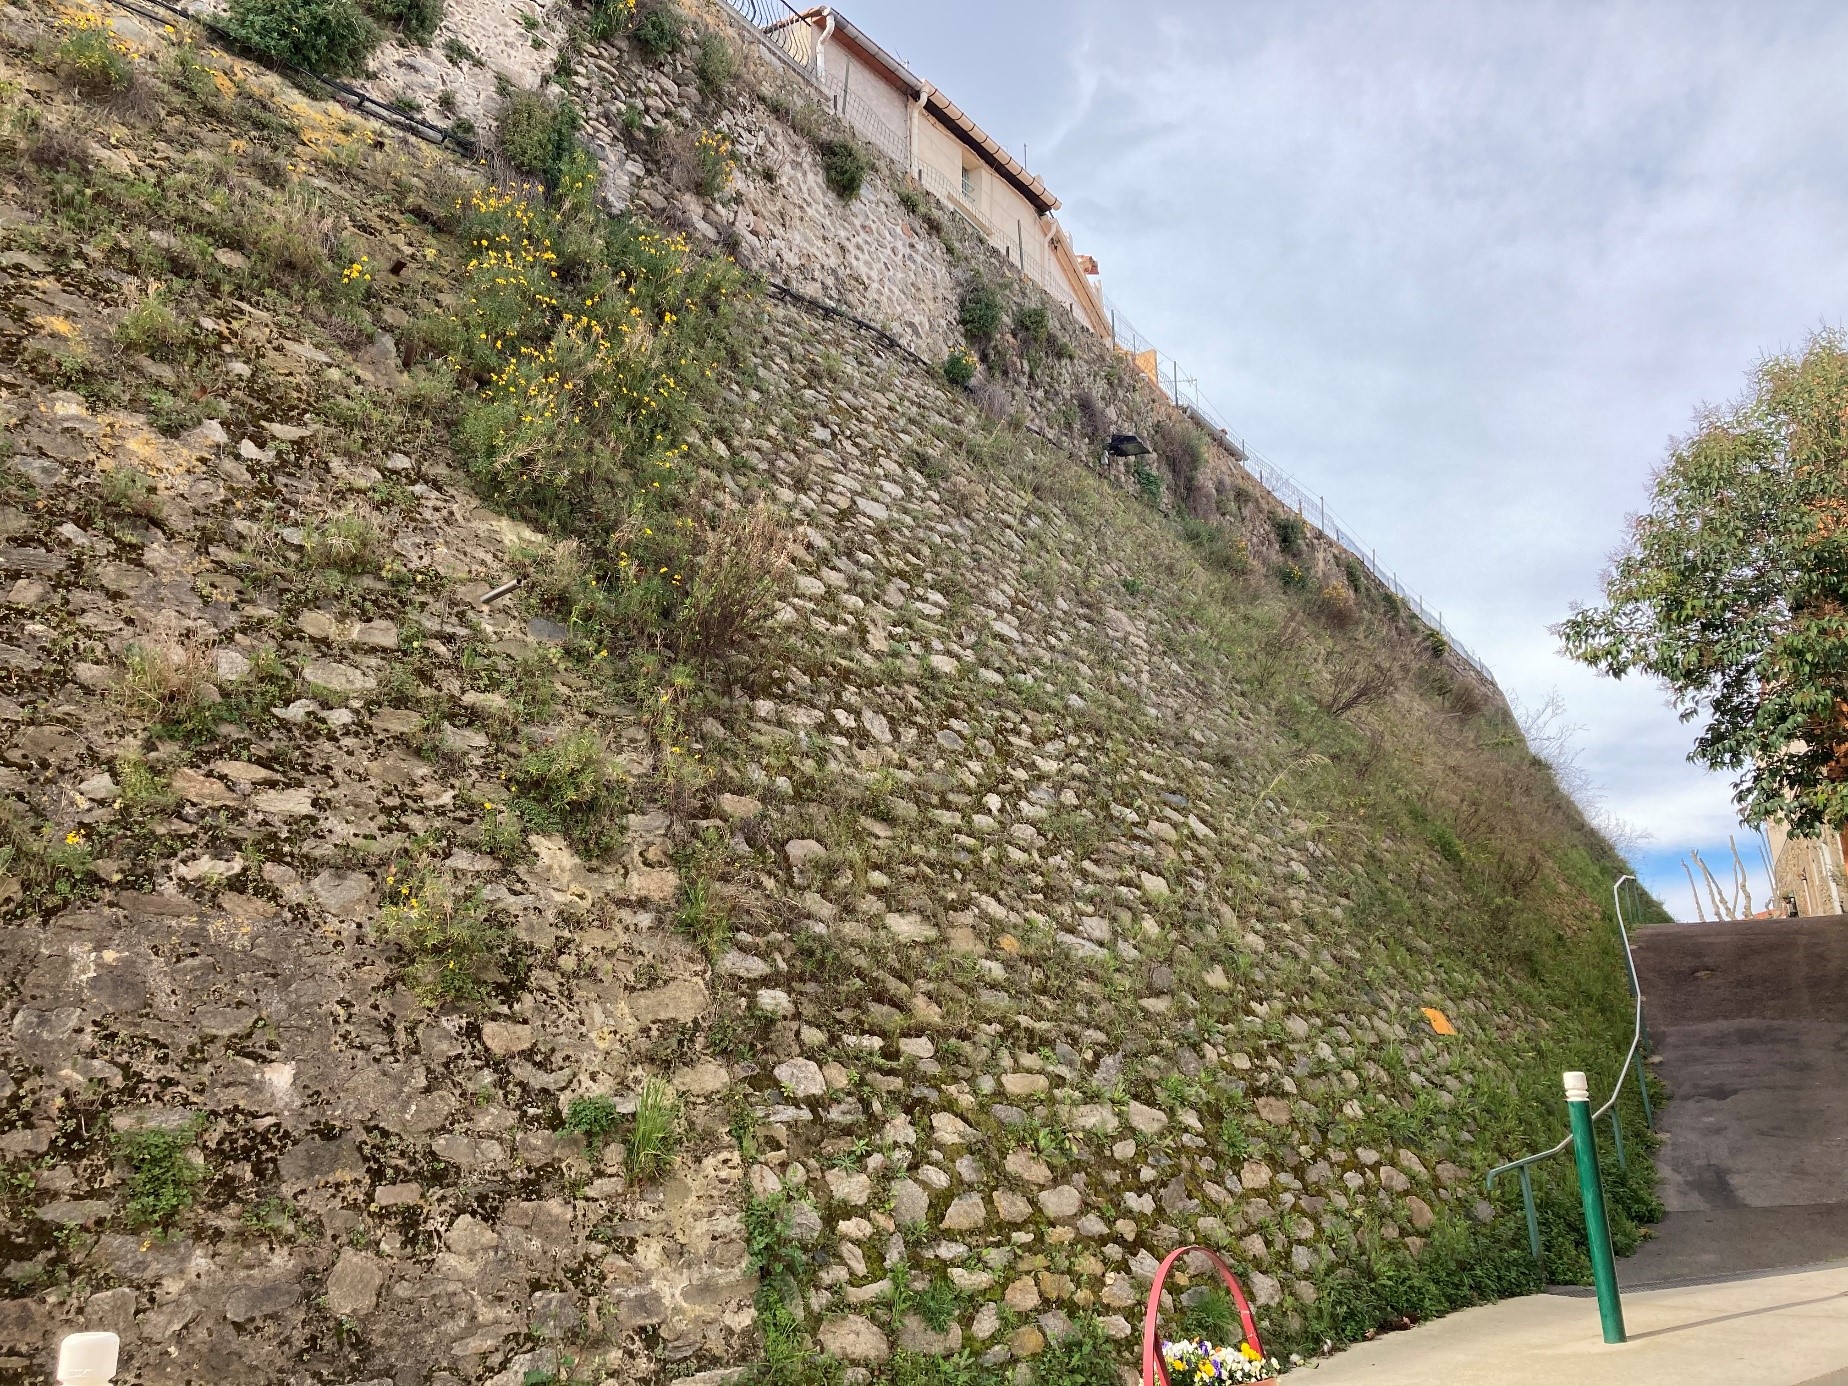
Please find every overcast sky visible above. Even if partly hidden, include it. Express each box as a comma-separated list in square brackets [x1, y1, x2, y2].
[835, 0, 1848, 920]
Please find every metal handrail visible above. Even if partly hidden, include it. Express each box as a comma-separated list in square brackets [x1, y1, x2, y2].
[1484, 875, 1654, 1269]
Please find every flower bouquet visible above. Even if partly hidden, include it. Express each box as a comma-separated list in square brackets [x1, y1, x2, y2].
[1159, 1337, 1279, 1383]
[1141, 1245, 1276, 1386]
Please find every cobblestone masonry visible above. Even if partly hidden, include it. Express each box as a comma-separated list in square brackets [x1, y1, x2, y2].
[0, 5, 1625, 1385]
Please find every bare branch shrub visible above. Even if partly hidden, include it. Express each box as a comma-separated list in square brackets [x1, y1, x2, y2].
[1245, 609, 1312, 695]
[24, 122, 92, 171]
[968, 377, 1013, 422]
[674, 503, 792, 674]
[1317, 646, 1401, 720]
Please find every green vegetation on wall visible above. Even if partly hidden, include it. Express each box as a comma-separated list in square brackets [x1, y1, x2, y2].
[0, 9, 1663, 1381]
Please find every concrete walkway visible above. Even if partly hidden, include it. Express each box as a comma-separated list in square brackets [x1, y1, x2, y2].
[1297, 1262, 1848, 1385]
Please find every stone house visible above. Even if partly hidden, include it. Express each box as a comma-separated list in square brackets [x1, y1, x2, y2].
[774, 5, 1113, 338]
[1765, 821, 1848, 916]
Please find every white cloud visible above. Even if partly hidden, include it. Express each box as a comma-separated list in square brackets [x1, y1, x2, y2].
[847, 0, 1848, 919]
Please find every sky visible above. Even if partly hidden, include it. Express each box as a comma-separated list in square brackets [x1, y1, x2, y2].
[832, 0, 1848, 921]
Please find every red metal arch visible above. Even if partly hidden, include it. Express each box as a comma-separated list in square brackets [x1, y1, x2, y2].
[1140, 1244, 1269, 1386]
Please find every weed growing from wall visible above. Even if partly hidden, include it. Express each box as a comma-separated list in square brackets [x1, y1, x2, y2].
[114, 290, 190, 359]
[1272, 511, 1307, 553]
[440, 178, 736, 508]
[496, 91, 585, 191]
[692, 129, 735, 197]
[366, 0, 446, 45]
[627, 1076, 680, 1180]
[1180, 516, 1250, 575]
[0, 812, 93, 911]
[55, 17, 133, 98]
[583, 0, 638, 41]
[507, 728, 628, 856]
[563, 1094, 621, 1151]
[694, 30, 737, 100]
[741, 1192, 821, 1379]
[221, 0, 381, 75]
[375, 870, 509, 1003]
[820, 138, 870, 201]
[632, 0, 686, 58]
[675, 875, 731, 958]
[116, 1126, 203, 1229]
[959, 283, 1003, 344]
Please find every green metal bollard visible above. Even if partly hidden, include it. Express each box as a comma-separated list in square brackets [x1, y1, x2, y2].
[1566, 1071, 1626, 1343]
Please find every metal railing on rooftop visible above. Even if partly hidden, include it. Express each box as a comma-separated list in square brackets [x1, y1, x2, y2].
[718, 0, 824, 75]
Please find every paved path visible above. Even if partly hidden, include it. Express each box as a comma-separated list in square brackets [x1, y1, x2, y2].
[1621, 916, 1848, 1284]
[1298, 1263, 1848, 1385]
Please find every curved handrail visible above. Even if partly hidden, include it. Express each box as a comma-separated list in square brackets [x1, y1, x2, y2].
[1484, 1131, 1572, 1189]
[1593, 873, 1646, 1123]
[1484, 875, 1652, 1264]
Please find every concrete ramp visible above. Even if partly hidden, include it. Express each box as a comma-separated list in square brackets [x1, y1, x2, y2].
[1303, 918, 1848, 1382]
[1622, 916, 1848, 1285]
[1297, 1263, 1848, 1385]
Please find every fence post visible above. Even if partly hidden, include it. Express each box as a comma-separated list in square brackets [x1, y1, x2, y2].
[1634, 1049, 1654, 1129]
[1517, 1165, 1542, 1270]
[1565, 1072, 1626, 1343]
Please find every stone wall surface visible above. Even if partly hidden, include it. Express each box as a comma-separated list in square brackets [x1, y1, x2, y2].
[314, 0, 1481, 669]
[0, 4, 1644, 1386]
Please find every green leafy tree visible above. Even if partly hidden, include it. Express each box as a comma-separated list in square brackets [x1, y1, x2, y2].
[1559, 329, 1848, 833]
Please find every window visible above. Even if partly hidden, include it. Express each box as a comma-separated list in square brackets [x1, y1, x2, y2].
[960, 160, 978, 200]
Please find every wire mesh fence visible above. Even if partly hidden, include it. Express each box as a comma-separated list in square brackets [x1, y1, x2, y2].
[815, 66, 910, 165]
[1101, 292, 1496, 683]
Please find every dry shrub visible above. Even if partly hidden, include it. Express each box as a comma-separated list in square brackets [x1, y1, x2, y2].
[300, 513, 385, 573]
[116, 642, 216, 725]
[24, 123, 92, 172]
[968, 377, 1013, 422]
[1246, 608, 1312, 695]
[1314, 582, 1358, 630]
[676, 504, 791, 672]
[1075, 389, 1109, 442]
[655, 125, 702, 193]
[1439, 669, 1492, 720]
[1318, 645, 1401, 720]
[526, 536, 595, 609]
[1183, 474, 1218, 521]
[249, 189, 346, 282]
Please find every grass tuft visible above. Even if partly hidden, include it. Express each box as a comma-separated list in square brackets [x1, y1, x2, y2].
[375, 871, 508, 1003]
[627, 1075, 679, 1181]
